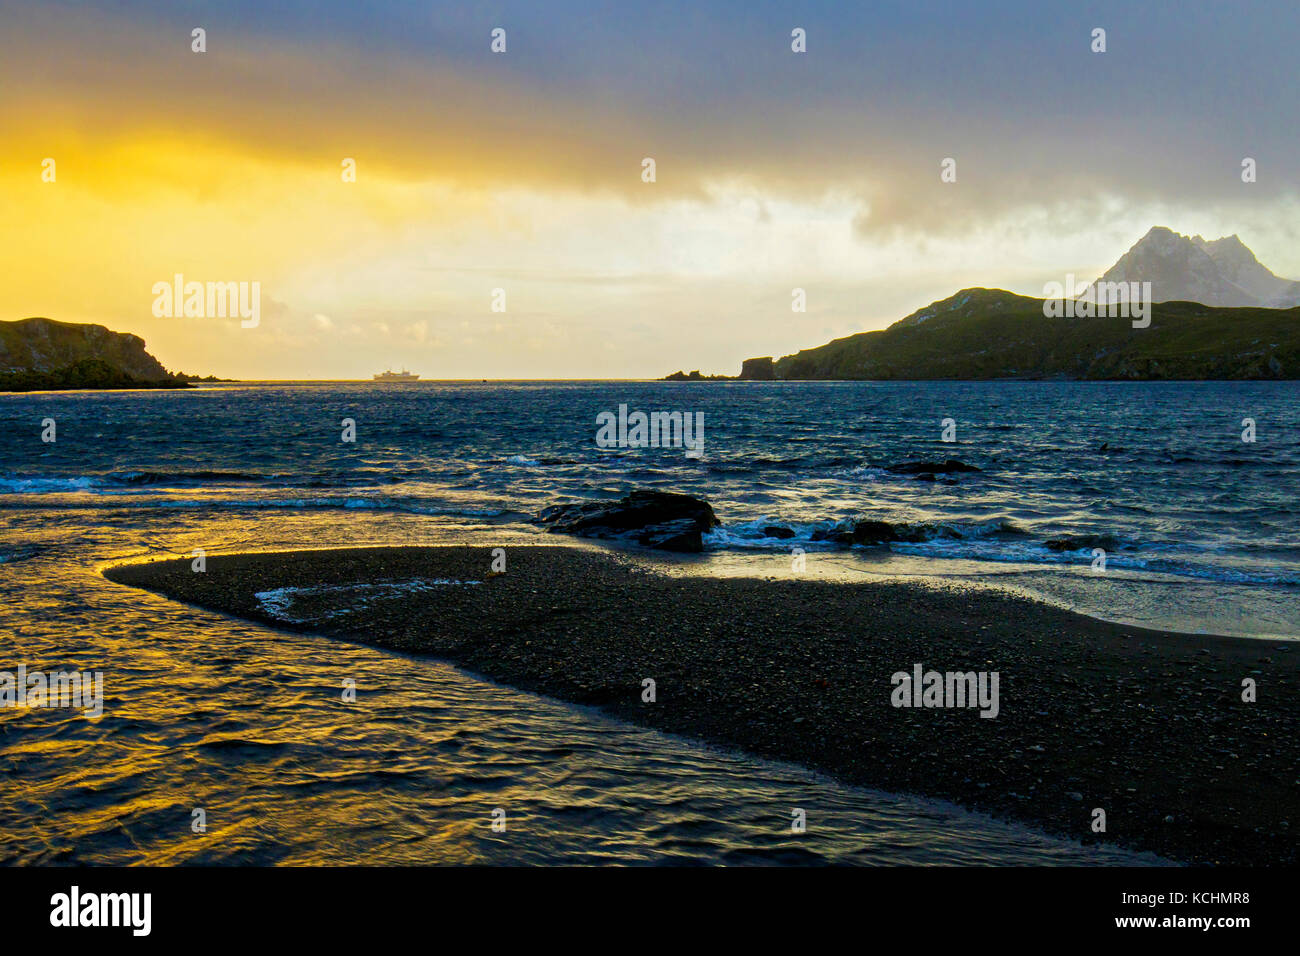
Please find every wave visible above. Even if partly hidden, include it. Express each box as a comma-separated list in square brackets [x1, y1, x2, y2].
[0, 475, 102, 493]
[0, 471, 269, 493]
[0, 470, 424, 494]
[150, 497, 512, 519]
[0, 487, 520, 520]
[504, 455, 579, 467]
[705, 519, 841, 550]
[704, 515, 1026, 550]
[889, 538, 1300, 586]
[0, 545, 41, 564]
[255, 578, 482, 624]
[114, 470, 268, 485]
[704, 457, 811, 475]
[702, 515, 1300, 587]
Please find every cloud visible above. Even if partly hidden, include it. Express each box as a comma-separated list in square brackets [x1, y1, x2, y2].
[2, 0, 1298, 377]
[4, 0, 1296, 231]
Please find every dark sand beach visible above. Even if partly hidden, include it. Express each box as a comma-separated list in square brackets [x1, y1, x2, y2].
[105, 545, 1300, 866]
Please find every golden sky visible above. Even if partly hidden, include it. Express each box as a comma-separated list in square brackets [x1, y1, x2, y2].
[2, 1, 1297, 378]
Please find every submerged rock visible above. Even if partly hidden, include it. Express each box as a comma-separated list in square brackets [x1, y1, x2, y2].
[851, 520, 955, 545]
[1045, 534, 1119, 552]
[534, 490, 720, 553]
[849, 520, 899, 545]
[812, 519, 967, 547]
[811, 526, 854, 545]
[885, 459, 982, 475]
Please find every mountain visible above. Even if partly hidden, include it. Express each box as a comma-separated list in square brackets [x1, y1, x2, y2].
[0, 317, 191, 391]
[1081, 227, 1300, 308]
[672, 288, 1297, 381]
[662, 228, 1300, 381]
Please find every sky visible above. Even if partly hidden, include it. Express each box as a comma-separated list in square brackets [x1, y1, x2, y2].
[1, 0, 1297, 379]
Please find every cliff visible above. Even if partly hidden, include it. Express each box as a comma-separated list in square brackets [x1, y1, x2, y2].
[0, 317, 195, 391]
[0, 317, 173, 379]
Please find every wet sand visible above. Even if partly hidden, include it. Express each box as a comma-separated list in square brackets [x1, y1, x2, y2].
[104, 545, 1300, 865]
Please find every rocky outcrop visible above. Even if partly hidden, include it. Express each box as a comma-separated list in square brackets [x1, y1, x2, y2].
[534, 490, 721, 552]
[812, 519, 950, 546]
[662, 369, 730, 381]
[1045, 534, 1119, 552]
[0, 317, 173, 379]
[661, 356, 775, 381]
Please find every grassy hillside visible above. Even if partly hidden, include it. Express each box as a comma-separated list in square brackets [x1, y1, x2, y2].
[771, 289, 1300, 380]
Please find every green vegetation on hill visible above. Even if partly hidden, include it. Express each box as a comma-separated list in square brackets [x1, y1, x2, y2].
[0, 358, 192, 392]
[768, 289, 1300, 380]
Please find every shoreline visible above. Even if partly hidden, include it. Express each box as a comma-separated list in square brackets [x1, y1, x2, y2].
[104, 545, 1300, 865]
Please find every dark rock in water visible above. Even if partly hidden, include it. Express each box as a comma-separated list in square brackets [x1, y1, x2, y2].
[537, 489, 719, 534]
[851, 520, 959, 545]
[1046, 534, 1119, 552]
[762, 525, 796, 539]
[886, 459, 982, 475]
[660, 357, 775, 381]
[914, 472, 937, 482]
[661, 369, 730, 381]
[812, 519, 964, 547]
[814, 520, 927, 546]
[534, 489, 720, 552]
[850, 520, 899, 545]
[811, 526, 854, 545]
[637, 518, 706, 552]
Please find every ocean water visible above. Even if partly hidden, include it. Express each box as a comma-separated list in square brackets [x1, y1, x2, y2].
[4, 380, 1298, 635]
[3, 378, 1294, 865]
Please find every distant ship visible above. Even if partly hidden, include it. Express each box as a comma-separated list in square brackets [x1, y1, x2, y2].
[373, 368, 419, 382]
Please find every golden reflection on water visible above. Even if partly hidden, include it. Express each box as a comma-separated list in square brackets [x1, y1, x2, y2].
[1, 508, 1164, 865]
